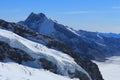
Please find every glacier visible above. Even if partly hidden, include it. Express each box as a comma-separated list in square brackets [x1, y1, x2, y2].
[0, 28, 92, 80]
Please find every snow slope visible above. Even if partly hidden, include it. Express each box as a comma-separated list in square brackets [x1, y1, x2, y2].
[93, 56, 120, 80]
[0, 28, 91, 80]
[38, 17, 55, 35]
[0, 62, 78, 80]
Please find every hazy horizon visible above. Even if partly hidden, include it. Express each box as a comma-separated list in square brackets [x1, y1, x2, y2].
[0, 0, 120, 33]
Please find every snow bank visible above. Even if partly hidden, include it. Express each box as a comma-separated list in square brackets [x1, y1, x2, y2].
[0, 62, 78, 80]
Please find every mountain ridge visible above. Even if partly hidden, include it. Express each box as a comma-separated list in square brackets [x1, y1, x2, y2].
[19, 12, 120, 61]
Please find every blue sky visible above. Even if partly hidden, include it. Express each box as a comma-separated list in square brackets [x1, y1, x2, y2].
[0, 0, 120, 33]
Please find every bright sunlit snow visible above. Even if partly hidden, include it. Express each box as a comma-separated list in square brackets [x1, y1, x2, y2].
[0, 62, 78, 80]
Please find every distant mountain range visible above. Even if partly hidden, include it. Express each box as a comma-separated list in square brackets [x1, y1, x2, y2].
[19, 12, 120, 61]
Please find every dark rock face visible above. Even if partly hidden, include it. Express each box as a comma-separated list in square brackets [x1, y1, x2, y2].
[39, 58, 57, 74]
[40, 58, 90, 80]
[73, 54, 103, 80]
[74, 70, 90, 80]
[26, 13, 45, 30]
[0, 48, 5, 60]
[0, 41, 34, 63]
[0, 19, 104, 80]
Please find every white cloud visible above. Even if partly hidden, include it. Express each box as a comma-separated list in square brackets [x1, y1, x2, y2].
[60, 10, 111, 15]
[61, 11, 89, 14]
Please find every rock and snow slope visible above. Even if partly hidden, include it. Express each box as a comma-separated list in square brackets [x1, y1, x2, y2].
[0, 28, 91, 80]
[0, 19, 104, 80]
[20, 12, 120, 61]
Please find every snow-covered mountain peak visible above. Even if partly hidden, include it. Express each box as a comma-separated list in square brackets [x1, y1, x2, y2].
[19, 12, 81, 37]
[20, 12, 56, 35]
